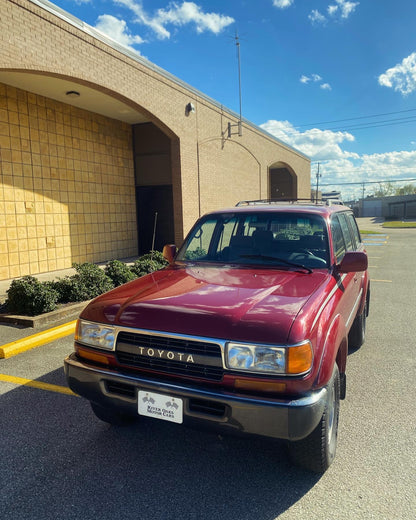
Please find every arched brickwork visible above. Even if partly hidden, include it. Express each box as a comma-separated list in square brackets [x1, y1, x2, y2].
[0, 0, 310, 281]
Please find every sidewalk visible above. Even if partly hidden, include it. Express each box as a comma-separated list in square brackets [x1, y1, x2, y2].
[355, 217, 386, 232]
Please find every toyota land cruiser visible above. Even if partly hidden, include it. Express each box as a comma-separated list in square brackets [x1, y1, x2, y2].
[64, 200, 369, 473]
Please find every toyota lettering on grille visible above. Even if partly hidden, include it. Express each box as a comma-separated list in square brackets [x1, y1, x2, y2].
[137, 346, 195, 363]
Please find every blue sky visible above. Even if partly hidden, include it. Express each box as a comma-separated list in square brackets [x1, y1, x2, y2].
[49, 0, 416, 199]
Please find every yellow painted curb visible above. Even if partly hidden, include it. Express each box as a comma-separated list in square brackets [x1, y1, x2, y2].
[0, 320, 77, 359]
[0, 374, 77, 396]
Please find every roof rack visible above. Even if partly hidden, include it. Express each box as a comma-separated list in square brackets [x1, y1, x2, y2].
[235, 198, 344, 207]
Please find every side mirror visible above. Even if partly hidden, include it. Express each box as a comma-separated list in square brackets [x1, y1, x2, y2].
[163, 244, 177, 264]
[338, 251, 368, 273]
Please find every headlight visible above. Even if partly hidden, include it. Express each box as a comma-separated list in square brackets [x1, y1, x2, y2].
[75, 320, 116, 350]
[225, 341, 312, 375]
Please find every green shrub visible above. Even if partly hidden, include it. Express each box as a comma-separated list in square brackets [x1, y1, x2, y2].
[6, 276, 59, 316]
[104, 259, 136, 287]
[130, 251, 168, 278]
[54, 263, 114, 303]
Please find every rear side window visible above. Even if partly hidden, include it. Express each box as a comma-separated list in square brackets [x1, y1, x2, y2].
[346, 213, 361, 248]
[330, 215, 346, 262]
[338, 213, 354, 251]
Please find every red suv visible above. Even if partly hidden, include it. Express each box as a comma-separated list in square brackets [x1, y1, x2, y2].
[65, 201, 369, 472]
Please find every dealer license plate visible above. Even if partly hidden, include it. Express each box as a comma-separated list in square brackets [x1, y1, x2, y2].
[138, 391, 183, 424]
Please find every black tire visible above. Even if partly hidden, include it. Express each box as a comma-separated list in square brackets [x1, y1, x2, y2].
[288, 365, 340, 473]
[348, 299, 367, 350]
[90, 402, 136, 426]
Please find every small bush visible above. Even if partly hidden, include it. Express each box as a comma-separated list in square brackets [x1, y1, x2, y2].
[54, 263, 114, 303]
[130, 251, 168, 278]
[104, 259, 136, 287]
[6, 276, 59, 316]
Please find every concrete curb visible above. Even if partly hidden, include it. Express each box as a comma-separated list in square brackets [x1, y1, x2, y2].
[0, 320, 77, 359]
[0, 301, 88, 328]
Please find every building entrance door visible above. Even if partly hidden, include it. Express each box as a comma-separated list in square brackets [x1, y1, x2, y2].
[136, 185, 174, 254]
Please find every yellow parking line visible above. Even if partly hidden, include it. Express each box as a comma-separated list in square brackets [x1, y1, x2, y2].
[0, 320, 77, 359]
[371, 279, 393, 283]
[0, 373, 77, 396]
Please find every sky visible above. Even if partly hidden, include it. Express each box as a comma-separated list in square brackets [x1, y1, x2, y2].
[47, 0, 416, 200]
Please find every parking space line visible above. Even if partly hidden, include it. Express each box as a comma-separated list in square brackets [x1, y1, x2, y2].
[0, 373, 77, 396]
[371, 279, 393, 283]
[0, 320, 77, 359]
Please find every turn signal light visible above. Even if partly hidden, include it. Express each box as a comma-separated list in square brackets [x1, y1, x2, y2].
[287, 342, 313, 374]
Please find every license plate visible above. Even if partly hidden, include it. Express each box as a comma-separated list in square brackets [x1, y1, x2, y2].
[138, 391, 183, 424]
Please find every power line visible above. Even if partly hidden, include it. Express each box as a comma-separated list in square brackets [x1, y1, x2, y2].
[310, 165, 416, 175]
[324, 116, 416, 133]
[294, 107, 416, 128]
[267, 116, 416, 141]
[320, 178, 416, 187]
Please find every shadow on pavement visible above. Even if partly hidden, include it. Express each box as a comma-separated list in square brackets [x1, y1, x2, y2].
[0, 368, 320, 520]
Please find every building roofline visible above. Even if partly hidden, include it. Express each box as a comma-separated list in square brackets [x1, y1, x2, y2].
[29, 0, 309, 161]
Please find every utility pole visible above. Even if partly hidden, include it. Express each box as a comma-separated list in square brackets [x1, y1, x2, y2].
[315, 163, 321, 201]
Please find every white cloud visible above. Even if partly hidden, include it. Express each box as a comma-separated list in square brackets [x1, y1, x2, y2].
[378, 52, 416, 96]
[94, 14, 144, 50]
[300, 74, 322, 84]
[328, 0, 359, 19]
[273, 0, 294, 8]
[310, 0, 359, 24]
[260, 120, 356, 161]
[114, 0, 170, 39]
[309, 9, 327, 24]
[155, 2, 234, 34]
[261, 119, 416, 199]
[114, 0, 234, 39]
[300, 74, 331, 90]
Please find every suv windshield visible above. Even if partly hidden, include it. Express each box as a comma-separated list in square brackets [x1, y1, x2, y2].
[176, 212, 329, 269]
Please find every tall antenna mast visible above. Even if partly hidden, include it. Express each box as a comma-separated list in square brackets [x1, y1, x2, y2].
[228, 31, 243, 137]
[236, 31, 242, 128]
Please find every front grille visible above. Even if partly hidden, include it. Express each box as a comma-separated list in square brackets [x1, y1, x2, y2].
[116, 331, 224, 382]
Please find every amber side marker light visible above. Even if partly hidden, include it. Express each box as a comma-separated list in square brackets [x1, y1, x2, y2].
[76, 346, 113, 366]
[287, 342, 313, 374]
[234, 379, 286, 394]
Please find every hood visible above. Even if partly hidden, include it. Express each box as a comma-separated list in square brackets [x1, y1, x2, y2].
[82, 266, 328, 344]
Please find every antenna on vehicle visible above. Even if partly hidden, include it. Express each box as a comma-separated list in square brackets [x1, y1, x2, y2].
[151, 212, 158, 265]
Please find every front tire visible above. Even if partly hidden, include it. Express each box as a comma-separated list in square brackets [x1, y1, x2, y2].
[348, 297, 367, 350]
[288, 365, 340, 473]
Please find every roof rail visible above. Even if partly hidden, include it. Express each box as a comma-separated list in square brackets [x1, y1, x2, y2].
[235, 198, 344, 207]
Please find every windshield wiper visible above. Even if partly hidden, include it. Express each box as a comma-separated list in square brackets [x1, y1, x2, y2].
[240, 254, 313, 274]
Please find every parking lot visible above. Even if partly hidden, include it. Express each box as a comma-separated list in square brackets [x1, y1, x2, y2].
[0, 228, 415, 520]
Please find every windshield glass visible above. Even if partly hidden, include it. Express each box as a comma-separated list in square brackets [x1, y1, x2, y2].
[176, 212, 329, 269]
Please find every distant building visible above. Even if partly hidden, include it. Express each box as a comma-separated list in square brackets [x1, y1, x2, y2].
[355, 195, 416, 218]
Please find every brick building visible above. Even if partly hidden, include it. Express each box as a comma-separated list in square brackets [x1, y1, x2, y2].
[0, 0, 310, 282]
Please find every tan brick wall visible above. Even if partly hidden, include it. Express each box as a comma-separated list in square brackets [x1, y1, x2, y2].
[0, 82, 137, 280]
[0, 0, 310, 281]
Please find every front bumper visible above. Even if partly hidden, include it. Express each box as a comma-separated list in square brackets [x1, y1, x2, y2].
[64, 353, 327, 441]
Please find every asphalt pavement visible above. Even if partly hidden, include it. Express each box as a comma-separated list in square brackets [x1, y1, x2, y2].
[0, 226, 415, 519]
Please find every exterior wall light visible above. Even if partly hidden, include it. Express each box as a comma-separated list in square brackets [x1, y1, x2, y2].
[185, 102, 195, 115]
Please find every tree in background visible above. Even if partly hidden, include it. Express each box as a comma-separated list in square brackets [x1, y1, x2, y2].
[373, 183, 416, 197]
